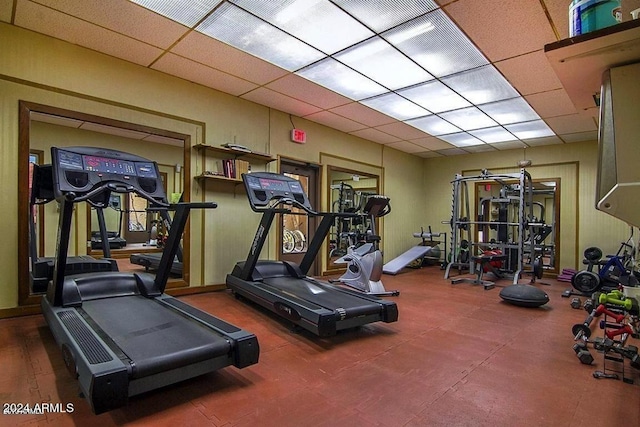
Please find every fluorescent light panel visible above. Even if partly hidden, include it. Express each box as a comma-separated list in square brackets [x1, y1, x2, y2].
[478, 97, 541, 125]
[383, 10, 488, 78]
[469, 126, 518, 143]
[441, 65, 520, 105]
[439, 106, 497, 131]
[438, 132, 484, 147]
[361, 93, 430, 120]
[331, 0, 439, 32]
[297, 58, 387, 100]
[197, 3, 324, 71]
[130, 0, 222, 27]
[505, 120, 555, 139]
[335, 37, 434, 90]
[399, 80, 470, 113]
[405, 115, 460, 136]
[229, 0, 373, 54]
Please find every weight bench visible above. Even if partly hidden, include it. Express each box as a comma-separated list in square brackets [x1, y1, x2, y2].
[451, 253, 507, 290]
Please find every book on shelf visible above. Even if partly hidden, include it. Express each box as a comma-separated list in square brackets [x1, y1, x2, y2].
[211, 158, 250, 179]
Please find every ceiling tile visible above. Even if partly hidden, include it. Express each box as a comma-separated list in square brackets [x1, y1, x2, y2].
[525, 88, 578, 118]
[374, 122, 429, 140]
[15, 0, 163, 66]
[36, 0, 190, 49]
[409, 136, 455, 151]
[329, 103, 397, 127]
[491, 140, 527, 150]
[266, 74, 352, 110]
[415, 150, 444, 158]
[241, 87, 322, 117]
[385, 141, 427, 153]
[443, 0, 557, 61]
[462, 143, 496, 153]
[523, 135, 564, 146]
[302, 111, 367, 133]
[170, 31, 289, 85]
[152, 53, 258, 96]
[542, 0, 570, 41]
[495, 50, 563, 95]
[560, 131, 598, 143]
[436, 147, 469, 156]
[349, 128, 400, 144]
[544, 113, 597, 135]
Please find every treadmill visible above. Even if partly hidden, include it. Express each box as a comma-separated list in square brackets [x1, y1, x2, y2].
[226, 172, 398, 337]
[29, 163, 118, 294]
[41, 146, 259, 414]
[129, 208, 183, 276]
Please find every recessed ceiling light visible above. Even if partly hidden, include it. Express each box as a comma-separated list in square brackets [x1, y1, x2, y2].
[361, 92, 430, 120]
[399, 80, 470, 113]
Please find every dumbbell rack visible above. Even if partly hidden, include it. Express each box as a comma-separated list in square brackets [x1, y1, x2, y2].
[594, 307, 634, 384]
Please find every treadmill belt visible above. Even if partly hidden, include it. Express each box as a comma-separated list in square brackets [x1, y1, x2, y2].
[262, 277, 382, 316]
[82, 296, 231, 378]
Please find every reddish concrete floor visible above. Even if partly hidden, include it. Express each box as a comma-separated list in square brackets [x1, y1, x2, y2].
[1, 267, 639, 426]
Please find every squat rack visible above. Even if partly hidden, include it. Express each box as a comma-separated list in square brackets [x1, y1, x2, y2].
[444, 168, 536, 284]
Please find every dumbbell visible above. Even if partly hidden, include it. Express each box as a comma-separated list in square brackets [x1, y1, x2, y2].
[572, 342, 594, 365]
[605, 324, 634, 340]
[571, 297, 582, 309]
[583, 298, 595, 313]
[572, 304, 606, 340]
[599, 292, 632, 310]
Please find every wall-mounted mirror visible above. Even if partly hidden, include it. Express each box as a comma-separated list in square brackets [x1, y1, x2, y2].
[326, 166, 379, 273]
[19, 102, 189, 306]
[474, 178, 560, 275]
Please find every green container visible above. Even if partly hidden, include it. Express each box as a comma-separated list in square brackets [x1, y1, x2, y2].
[569, 0, 621, 37]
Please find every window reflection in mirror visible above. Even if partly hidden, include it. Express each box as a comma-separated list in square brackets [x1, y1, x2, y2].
[326, 166, 379, 273]
[20, 102, 188, 305]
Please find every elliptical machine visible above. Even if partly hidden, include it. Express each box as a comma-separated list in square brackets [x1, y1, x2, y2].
[332, 195, 399, 296]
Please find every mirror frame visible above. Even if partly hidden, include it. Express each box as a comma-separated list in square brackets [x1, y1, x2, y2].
[18, 101, 191, 306]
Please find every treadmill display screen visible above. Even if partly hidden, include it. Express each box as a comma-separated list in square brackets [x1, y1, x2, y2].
[58, 150, 84, 170]
[259, 178, 289, 192]
[83, 155, 136, 175]
[135, 162, 158, 178]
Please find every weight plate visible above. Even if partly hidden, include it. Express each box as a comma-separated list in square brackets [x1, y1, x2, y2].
[533, 256, 543, 279]
[572, 270, 601, 293]
[583, 246, 603, 262]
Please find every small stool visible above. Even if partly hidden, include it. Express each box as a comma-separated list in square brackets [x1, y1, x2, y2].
[451, 253, 507, 290]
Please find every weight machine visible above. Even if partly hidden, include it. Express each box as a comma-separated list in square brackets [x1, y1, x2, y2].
[444, 168, 545, 286]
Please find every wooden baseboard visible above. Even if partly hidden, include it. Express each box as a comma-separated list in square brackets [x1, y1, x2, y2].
[0, 284, 228, 319]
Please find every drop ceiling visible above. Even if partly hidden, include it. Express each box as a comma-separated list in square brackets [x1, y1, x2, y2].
[2, 0, 599, 157]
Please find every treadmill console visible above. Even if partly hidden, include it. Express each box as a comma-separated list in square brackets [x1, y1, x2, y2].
[242, 172, 313, 211]
[51, 146, 166, 203]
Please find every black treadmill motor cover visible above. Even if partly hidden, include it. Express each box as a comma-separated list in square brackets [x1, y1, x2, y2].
[499, 284, 549, 308]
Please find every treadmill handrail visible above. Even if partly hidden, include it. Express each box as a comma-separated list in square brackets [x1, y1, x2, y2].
[62, 181, 169, 208]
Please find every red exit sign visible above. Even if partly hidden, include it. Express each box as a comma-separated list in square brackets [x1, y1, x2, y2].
[291, 128, 306, 144]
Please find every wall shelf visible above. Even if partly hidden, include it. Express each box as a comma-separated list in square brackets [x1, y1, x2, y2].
[193, 144, 274, 186]
[193, 143, 275, 163]
[544, 19, 640, 113]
